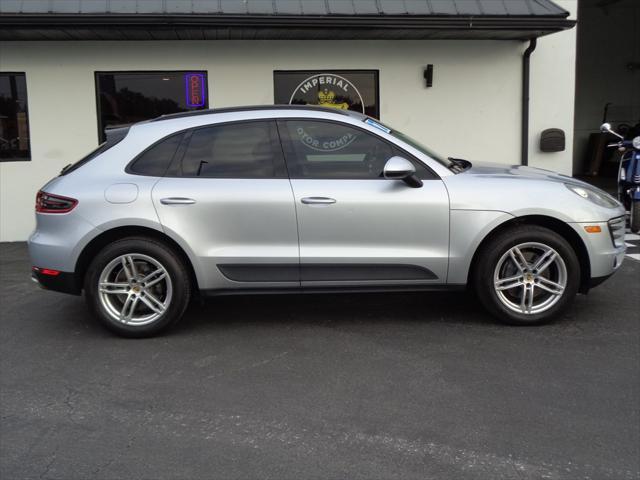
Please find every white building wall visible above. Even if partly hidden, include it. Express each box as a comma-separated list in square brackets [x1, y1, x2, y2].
[0, 12, 576, 241]
[528, 0, 577, 174]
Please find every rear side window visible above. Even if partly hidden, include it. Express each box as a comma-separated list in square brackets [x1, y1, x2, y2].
[61, 126, 129, 176]
[129, 132, 183, 176]
[179, 121, 282, 178]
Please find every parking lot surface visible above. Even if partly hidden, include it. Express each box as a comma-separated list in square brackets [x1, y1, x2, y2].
[1, 242, 639, 480]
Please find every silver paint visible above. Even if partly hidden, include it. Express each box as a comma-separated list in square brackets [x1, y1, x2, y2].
[28, 107, 626, 295]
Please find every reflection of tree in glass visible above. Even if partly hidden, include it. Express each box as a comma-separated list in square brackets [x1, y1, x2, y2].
[101, 87, 182, 125]
[0, 95, 20, 116]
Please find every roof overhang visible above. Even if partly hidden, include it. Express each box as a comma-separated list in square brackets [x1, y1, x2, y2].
[0, 14, 576, 41]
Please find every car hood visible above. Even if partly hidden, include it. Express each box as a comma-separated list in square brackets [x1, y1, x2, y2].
[444, 160, 625, 222]
[463, 160, 584, 186]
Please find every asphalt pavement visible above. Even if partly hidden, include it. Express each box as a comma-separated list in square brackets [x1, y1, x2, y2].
[1, 242, 638, 480]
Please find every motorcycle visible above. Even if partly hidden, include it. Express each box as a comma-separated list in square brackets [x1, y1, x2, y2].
[600, 122, 640, 233]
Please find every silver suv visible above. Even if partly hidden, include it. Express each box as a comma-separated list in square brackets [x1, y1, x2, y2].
[29, 106, 626, 337]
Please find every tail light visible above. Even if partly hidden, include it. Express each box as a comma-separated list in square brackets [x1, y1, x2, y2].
[35, 190, 78, 213]
[32, 266, 61, 276]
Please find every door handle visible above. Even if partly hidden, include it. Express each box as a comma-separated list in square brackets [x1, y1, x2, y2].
[160, 197, 196, 205]
[301, 197, 336, 205]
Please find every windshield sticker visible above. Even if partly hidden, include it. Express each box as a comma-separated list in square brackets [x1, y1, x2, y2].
[364, 118, 391, 134]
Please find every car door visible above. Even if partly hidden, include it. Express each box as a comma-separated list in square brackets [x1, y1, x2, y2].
[152, 120, 300, 290]
[277, 118, 450, 287]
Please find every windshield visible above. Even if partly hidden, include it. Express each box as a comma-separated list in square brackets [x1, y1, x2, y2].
[362, 117, 453, 168]
[390, 130, 453, 168]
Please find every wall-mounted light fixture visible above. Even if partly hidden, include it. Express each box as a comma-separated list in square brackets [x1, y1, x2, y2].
[424, 65, 433, 88]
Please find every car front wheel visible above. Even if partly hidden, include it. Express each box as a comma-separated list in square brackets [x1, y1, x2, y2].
[84, 237, 192, 337]
[473, 225, 580, 325]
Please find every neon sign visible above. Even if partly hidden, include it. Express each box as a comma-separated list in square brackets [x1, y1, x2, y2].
[185, 73, 206, 108]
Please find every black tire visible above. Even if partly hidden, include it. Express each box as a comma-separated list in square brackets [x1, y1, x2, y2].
[631, 200, 640, 234]
[473, 225, 580, 326]
[84, 237, 192, 337]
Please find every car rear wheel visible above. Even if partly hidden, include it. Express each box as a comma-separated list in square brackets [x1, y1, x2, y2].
[473, 225, 580, 325]
[85, 237, 191, 337]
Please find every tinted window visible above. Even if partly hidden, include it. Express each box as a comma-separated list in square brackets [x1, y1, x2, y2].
[180, 121, 281, 178]
[96, 71, 208, 142]
[281, 120, 430, 180]
[129, 132, 183, 176]
[0, 73, 30, 162]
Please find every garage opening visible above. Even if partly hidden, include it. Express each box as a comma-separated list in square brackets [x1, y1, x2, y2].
[573, 0, 640, 191]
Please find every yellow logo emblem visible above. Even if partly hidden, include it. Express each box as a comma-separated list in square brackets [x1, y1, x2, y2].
[317, 88, 349, 110]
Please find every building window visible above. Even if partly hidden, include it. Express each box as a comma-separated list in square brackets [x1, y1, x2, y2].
[274, 70, 379, 119]
[0, 73, 30, 162]
[95, 71, 208, 142]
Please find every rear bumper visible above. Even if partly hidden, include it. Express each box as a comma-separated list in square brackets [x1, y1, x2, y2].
[31, 268, 81, 295]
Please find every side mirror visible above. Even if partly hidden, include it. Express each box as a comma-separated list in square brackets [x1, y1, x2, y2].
[383, 156, 423, 188]
[600, 122, 624, 140]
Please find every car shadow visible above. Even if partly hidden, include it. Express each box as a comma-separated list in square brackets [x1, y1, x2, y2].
[172, 290, 496, 336]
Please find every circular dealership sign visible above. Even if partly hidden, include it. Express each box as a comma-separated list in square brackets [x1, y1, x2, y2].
[288, 73, 365, 114]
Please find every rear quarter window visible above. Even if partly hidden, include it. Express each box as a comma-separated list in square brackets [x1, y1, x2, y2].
[61, 126, 129, 176]
[128, 132, 184, 176]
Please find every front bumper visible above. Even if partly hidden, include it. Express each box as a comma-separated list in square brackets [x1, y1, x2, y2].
[570, 218, 626, 289]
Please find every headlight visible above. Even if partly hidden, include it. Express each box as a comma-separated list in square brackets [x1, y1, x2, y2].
[633, 136, 640, 150]
[564, 183, 619, 208]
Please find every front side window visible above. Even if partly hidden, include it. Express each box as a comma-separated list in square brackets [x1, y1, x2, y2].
[280, 120, 431, 180]
[0, 73, 30, 162]
[96, 71, 208, 142]
[179, 121, 283, 178]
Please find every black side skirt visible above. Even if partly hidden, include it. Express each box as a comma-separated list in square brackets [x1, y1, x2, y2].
[201, 284, 465, 297]
[217, 263, 438, 283]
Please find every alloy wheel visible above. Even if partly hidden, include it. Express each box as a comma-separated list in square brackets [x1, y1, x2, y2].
[493, 242, 567, 315]
[98, 253, 173, 325]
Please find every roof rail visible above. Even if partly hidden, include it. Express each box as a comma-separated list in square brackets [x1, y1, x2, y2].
[150, 104, 361, 122]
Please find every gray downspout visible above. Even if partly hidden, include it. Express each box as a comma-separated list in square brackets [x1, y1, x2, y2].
[522, 38, 537, 166]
